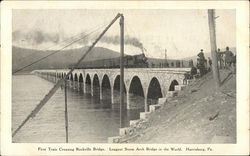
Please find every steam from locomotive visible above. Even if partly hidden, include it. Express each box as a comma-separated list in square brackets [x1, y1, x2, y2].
[100, 35, 144, 53]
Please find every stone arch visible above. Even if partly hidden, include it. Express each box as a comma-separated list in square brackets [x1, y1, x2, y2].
[74, 73, 78, 81]
[113, 75, 127, 93]
[78, 73, 84, 92]
[101, 74, 111, 102]
[85, 73, 91, 93]
[70, 73, 73, 81]
[147, 77, 163, 108]
[128, 76, 144, 110]
[79, 73, 83, 82]
[113, 75, 127, 105]
[169, 80, 179, 91]
[85, 73, 91, 84]
[93, 74, 100, 97]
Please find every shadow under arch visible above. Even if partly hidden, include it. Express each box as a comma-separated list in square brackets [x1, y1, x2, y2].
[79, 73, 83, 82]
[74, 73, 78, 81]
[147, 77, 163, 108]
[128, 76, 144, 110]
[101, 74, 111, 102]
[78, 73, 84, 92]
[113, 75, 127, 106]
[92, 74, 100, 97]
[70, 73, 73, 81]
[169, 80, 179, 91]
[85, 74, 91, 93]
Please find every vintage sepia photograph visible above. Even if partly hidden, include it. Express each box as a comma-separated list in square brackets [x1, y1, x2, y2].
[12, 9, 237, 144]
[1, 1, 249, 155]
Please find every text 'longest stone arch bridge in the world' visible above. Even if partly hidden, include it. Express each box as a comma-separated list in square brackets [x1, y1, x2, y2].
[33, 68, 190, 112]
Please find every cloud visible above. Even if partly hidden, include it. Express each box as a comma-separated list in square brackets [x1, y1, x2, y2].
[12, 29, 93, 49]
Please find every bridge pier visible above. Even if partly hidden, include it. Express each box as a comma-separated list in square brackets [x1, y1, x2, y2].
[100, 86, 103, 100]
[83, 82, 87, 93]
[144, 97, 148, 112]
[91, 83, 94, 96]
[126, 93, 130, 109]
[111, 88, 114, 104]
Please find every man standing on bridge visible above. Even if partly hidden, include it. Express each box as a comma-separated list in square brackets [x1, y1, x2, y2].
[197, 49, 206, 76]
[216, 48, 224, 69]
[224, 46, 234, 68]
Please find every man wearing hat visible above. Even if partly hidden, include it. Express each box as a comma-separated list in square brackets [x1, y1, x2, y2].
[197, 49, 206, 76]
[224, 46, 234, 68]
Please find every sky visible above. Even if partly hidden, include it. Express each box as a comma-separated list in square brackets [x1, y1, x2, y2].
[12, 9, 236, 59]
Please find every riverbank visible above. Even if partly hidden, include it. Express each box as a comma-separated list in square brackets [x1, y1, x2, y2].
[120, 69, 236, 143]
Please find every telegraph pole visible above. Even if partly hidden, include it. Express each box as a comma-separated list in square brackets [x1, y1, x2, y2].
[64, 79, 69, 143]
[208, 9, 220, 87]
[119, 14, 125, 128]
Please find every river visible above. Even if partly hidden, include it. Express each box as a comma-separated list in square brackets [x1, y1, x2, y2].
[12, 74, 142, 143]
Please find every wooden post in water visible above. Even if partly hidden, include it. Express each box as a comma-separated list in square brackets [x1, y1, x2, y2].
[64, 80, 69, 143]
[119, 14, 124, 128]
[208, 9, 221, 87]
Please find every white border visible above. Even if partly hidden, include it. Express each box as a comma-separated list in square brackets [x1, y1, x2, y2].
[1, 1, 249, 155]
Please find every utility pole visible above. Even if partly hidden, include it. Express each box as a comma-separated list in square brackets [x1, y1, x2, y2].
[208, 9, 220, 87]
[64, 79, 69, 143]
[119, 14, 124, 128]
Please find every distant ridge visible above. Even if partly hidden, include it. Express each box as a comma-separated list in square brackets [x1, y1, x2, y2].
[12, 46, 121, 73]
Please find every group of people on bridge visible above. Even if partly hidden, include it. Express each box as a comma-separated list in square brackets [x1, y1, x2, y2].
[186, 46, 236, 80]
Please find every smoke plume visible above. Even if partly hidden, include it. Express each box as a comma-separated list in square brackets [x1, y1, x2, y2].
[100, 35, 144, 52]
[12, 29, 144, 52]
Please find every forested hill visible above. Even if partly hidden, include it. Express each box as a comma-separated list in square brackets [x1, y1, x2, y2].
[12, 46, 121, 73]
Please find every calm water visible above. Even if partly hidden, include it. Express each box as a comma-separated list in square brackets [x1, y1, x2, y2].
[12, 75, 142, 143]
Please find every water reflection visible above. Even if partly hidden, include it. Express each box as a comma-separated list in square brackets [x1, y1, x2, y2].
[12, 75, 142, 143]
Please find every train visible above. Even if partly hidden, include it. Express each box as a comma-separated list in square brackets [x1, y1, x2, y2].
[74, 53, 192, 69]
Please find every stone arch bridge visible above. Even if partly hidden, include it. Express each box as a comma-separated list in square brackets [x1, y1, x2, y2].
[33, 68, 190, 112]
